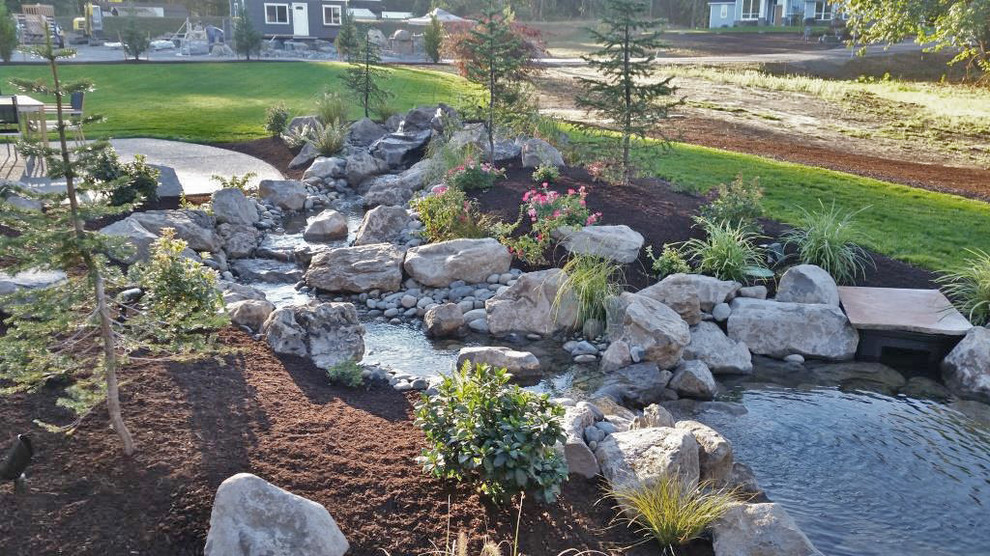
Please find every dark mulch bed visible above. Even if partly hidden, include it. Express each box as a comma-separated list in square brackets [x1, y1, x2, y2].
[217, 136, 305, 181]
[0, 330, 694, 556]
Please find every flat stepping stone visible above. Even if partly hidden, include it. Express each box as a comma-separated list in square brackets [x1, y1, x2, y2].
[838, 287, 972, 336]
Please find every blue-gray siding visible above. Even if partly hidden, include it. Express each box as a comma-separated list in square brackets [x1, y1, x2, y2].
[245, 0, 381, 40]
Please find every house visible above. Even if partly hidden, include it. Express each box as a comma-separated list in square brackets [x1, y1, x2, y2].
[240, 0, 383, 40]
[708, 0, 838, 28]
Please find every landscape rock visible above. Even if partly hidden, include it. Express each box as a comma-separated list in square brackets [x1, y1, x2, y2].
[560, 403, 601, 478]
[424, 303, 464, 338]
[344, 151, 389, 185]
[630, 403, 675, 429]
[361, 175, 414, 208]
[775, 264, 840, 306]
[737, 285, 768, 299]
[456, 346, 541, 380]
[303, 209, 348, 242]
[594, 427, 700, 490]
[211, 188, 259, 226]
[675, 420, 733, 483]
[712, 503, 822, 556]
[231, 258, 303, 283]
[596, 363, 673, 408]
[227, 299, 275, 331]
[641, 273, 741, 313]
[941, 326, 990, 403]
[218, 223, 261, 258]
[447, 123, 521, 163]
[258, 179, 307, 211]
[606, 292, 691, 369]
[404, 238, 511, 288]
[486, 269, 580, 336]
[289, 142, 319, 170]
[218, 281, 268, 304]
[303, 156, 346, 181]
[683, 322, 753, 375]
[305, 244, 405, 293]
[558, 225, 644, 264]
[371, 129, 433, 168]
[669, 360, 717, 400]
[600, 340, 632, 372]
[348, 117, 387, 147]
[286, 115, 319, 136]
[520, 137, 565, 168]
[130, 210, 221, 252]
[728, 298, 859, 361]
[262, 302, 364, 369]
[353, 205, 410, 245]
[101, 217, 195, 264]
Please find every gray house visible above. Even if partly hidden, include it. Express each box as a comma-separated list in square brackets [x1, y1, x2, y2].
[708, 0, 838, 28]
[240, 0, 382, 40]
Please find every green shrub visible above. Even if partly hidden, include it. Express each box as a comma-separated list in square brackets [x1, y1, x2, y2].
[610, 477, 740, 553]
[265, 102, 290, 137]
[683, 219, 770, 283]
[424, 137, 477, 189]
[369, 97, 399, 124]
[312, 120, 348, 156]
[555, 254, 623, 326]
[646, 244, 692, 279]
[782, 200, 873, 284]
[327, 360, 364, 387]
[281, 123, 314, 149]
[210, 172, 257, 193]
[411, 186, 494, 243]
[86, 147, 160, 206]
[936, 248, 990, 326]
[698, 175, 765, 231]
[415, 361, 568, 503]
[315, 90, 349, 126]
[446, 158, 505, 191]
[531, 164, 561, 185]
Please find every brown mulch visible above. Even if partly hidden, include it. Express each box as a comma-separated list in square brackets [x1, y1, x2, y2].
[0, 329, 684, 556]
[218, 136, 305, 181]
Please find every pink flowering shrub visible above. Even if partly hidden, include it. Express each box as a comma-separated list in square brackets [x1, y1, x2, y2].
[446, 158, 506, 191]
[502, 183, 602, 264]
[411, 186, 494, 243]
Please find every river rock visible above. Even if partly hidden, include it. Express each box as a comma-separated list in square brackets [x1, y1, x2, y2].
[218, 223, 261, 259]
[130, 209, 221, 253]
[231, 258, 303, 283]
[304, 244, 405, 293]
[558, 225, 644, 264]
[227, 299, 275, 331]
[594, 427, 700, 491]
[204, 473, 348, 556]
[101, 217, 196, 264]
[520, 137, 565, 168]
[675, 420, 733, 483]
[404, 238, 511, 288]
[348, 117, 387, 147]
[941, 326, 990, 403]
[218, 281, 268, 304]
[303, 156, 346, 181]
[630, 403, 675, 429]
[669, 360, 717, 400]
[601, 340, 633, 372]
[560, 402, 601, 478]
[606, 292, 690, 369]
[641, 273, 741, 314]
[595, 363, 673, 408]
[485, 268, 580, 336]
[775, 264, 839, 306]
[683, 321, 753, 375]
[712, 503, 822, 556]
[344, 151, 388, 186]
[211, 188, 259, 226]
[728, 298, 859, 361]
[303, 209, 348, 242]
[361, 175, 414, 208]
[353, 205, 410, 245]
[424, 303, 463, 338]
[456, 346, 541, 380]
[258, 180, 307, 211]
[262, 301, 364, 369]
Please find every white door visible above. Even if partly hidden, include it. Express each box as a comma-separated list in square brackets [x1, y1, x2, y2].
[292, 3, 309, 37]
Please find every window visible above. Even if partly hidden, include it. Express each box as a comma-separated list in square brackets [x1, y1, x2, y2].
[323, 5, 342, 25]
[720, 5, 728, 18]
[741, 0, 760, 20]
[265, 3, 289, 24]
[815, 1, 832, 20]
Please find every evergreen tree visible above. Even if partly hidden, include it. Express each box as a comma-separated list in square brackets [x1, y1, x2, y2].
[341, 29, 392, 119]
[0, 3, 17, 63]
[233, 1, 262, 60]
[335, 7, 359, 61]
[423, 13, 444, 63]
[576, 0, 678, 185]
[119, 16, 150, 61]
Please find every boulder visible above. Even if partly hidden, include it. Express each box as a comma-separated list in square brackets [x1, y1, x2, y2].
[447, 123, 520, 163]
[204, 473, 348, 556]
[594, 427, 700, 491]
[0, 270, 67, 306]
[485, 269, 580, 336]
[287, 115, 320, 136]
[348, 117, 388, 147]
[558, 225, 644, 264]
[358, 174, 415, 208]
[400, 104, 458, 134]
[262, 302, 364, 369]
[606, 292, 691, 369]
[344, 152, 388, 186]
[303, 209, 348, 242]
[775, 264, 839, 306]
[218, 223, 261, 259]
[130, 210, 221, 253]
[595, 363, 673, 407]
[683, 321, 753, 375]
[728, 298, 859, 361]
[520, 138, 565, 168]
[211, 188, 259, 226]
[354, 205, 410, 245]
[100, 217, 196, 264]
[231, 258, 303, 283]
[675, 420, 733, 483]
[370, 130, 432, 169]
[712, 503, 822, 556]
[404, 238, 511, 288]
[258, 179, 307, 211]
[289, 143, 319, 170]
[303, 156, 346, 181]
[630, 403, 675, 429]
[305, 244, 404, 293]
[941, 327, 990, 403]
[227, 299, 276, 331]
[601, 340, 633, 372]
[560, 403, 601, 478]
[424, 303, 464, 338]
[218, 281, 268, 304]
[456, 346, 541, 380]
[641, 273, 741, 313]
[669, 360, 717, 400]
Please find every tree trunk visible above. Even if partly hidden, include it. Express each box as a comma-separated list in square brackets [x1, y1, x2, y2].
[622, 22, 632, 185]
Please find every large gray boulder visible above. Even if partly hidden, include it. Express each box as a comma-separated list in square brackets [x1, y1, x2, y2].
[227, 299, 275, 331]
[675, 420, 733, 484]
[218, 223, 261, 259]
[289, 143, 319, 170]
[941, 326, 990, 403]
[712, 503, 822, 556]
[258, 179, 307, 211]
[594, 427, 700, 490]
[344, 151, 388, 186]
[775, 264, 840, 306]
[360, 174, 414, 208]
[348, 117, 387, 147]
[606, 292, 691, 369]
[520, 138, 564, 168]
[560, 403, 601, 478]
[485, 269, 580, 336]
[683, 321, 753, 375]
[204, 473, 348, 556]
[447, 123, 521, 163]
[403, 238, 511, 288]
[218, 280, 268, 304]
[371, 129, 432, 169]
[130, 209, 221, 253]
[0, 269, 67, 301]
[262, 301, 365, 369]
[231, 258, 303, 283]
[595, 362, 673, 407]
[456, 346, 541, 380]
[354, 205, 410, 245]
[641, 273, 741, 315]
[669, 360, 717, 400]
[305, 244, 405, 293]
[424, 303, 464, 338]
[558, 225, 644, 264]
[211, 188, 259, 226]
[303, 209, 348, 242]
[728, 298, 859, 361]
[100, 217, 196, 264]
[303, 156, 346, 181]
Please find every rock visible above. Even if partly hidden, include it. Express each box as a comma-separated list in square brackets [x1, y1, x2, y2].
[712, 503, 822, 556]
[784, 354, 805, 365]
[728, 298, 859, 361]
[130, 210, 221, 253]
[712, 302, 731, 322]
[606, 292, 691, 369]
[641, 273, 741, 313]
[582, 318, 604, 339]
[348, 117, 387, 147]
[726, 462, 765, 499]
[404, 238, 511, 288]
[558, 225, 644, 264]
[231, 258, 303, 283]
[0, 269, 67, 308]
[362, 177, 414, 208]
[344, 151, 388, 186]
[400, 104, 457, 133]
[303, 156, 346, 181]
[101, 217, 195, 264]
[775, 264, 840, 306]
[675, 420, 733, 483]
[353, 205, 410, 245]
[370, 129, 432, 169]
[258, 180, 307, 211]
[669, 360, 717, 400]
[424, 303, 463, 338]
[227, 299, 275, 331]
[737, 285, 768, 299]
[520, 137, 565, 168]
[900, 376, 952, 401]
[287, 115, 320, 136]
[289, 142, 319, 170]
[218, 281, 268, 304]
[574, 354, 598, 364]
[303, 209, 348, 242]
[262, 302, 364, 369]
[560, 403, 601, 478]
[218, 223, 261, 259]
[941, 327, 990, 403]
[204, 473, 348, 556]
[630, 404, 675, 429]
[304, 244, 405, 293]
[448, 123, 521, 163]
[456, 346, 541, 380]
[594, 427, 700, 491]
[601, 340, 633, 372]
[683, 322, 753, 375]
[596, 363, 673, 407]
[211, 188, 259, 226]
[486, 269, 580, 337]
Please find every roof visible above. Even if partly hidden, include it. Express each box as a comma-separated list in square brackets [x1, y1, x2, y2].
[348, 8, 377, 21]
[381, 11, 413, 20]
[406, 8, 473, 25]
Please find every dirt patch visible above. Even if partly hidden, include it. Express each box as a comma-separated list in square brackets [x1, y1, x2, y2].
[217, 136, 304, 181]
[659, 31, 833, 57]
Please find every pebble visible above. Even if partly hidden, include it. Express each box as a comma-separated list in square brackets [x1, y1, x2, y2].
[468, 319, 489, 334]
[384, 308, 399, 318]
[572, 341, 599, 356]
[574, 354, 598, 364]
[630, 346, 645, 363]
[595, 421, 617, 435]
[401, 295, 418, 308]
[713, 302, 731, 322]
[486, 273, 500, 284]
[584, 425, 606, 443]
[562, 340, 579, 353]
[526, 333, 541, 341]
[785, 353, 805, 365]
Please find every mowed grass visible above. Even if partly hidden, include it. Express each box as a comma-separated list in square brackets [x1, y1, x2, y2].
[0, 62, 477, 143]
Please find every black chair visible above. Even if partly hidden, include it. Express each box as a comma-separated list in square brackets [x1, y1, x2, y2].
[0, 96, 22, 161]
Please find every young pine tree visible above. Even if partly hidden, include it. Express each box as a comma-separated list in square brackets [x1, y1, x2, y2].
[119, 16, 150, 61]
[335, 8, 359, 61]
[576, 0, 678, 185]
[234, 1, 262, 60]
[341, 30, 392, 119]
[423, 13, 444, 63]
[0, 3, 18, 63]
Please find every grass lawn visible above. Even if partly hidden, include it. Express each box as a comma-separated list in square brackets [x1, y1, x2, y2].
[0, 62, 477, 143]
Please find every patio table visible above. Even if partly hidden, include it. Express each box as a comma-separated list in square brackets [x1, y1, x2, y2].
[0, 95, 47, 143]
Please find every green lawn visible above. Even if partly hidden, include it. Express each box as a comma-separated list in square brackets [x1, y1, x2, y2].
[0, 62, 477, 143]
